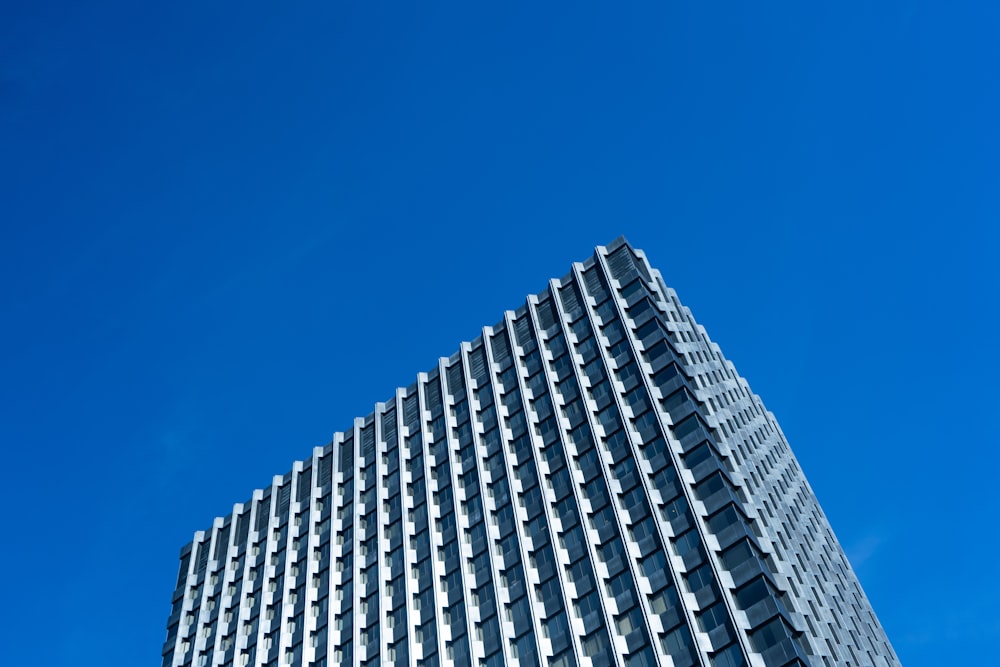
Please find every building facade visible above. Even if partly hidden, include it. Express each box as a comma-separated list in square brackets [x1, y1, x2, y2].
[162, 238, 899, 667]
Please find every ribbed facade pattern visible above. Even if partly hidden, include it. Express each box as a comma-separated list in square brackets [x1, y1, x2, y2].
[162, 238, 899, 667]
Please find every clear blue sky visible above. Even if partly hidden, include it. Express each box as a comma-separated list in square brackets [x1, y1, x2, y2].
[1, 2, 997, 665]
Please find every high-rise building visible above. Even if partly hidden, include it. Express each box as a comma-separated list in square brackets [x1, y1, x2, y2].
[162, 238, 899, 667]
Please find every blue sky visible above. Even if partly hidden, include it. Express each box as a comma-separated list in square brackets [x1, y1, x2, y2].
[1, 2, 997, 665]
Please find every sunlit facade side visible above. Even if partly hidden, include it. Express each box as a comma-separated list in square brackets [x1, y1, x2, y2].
[162, 238, 899, 667]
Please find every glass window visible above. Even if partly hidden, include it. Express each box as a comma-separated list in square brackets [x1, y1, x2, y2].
[673, 414, 705, 441]
[707, 505, 743, 535]
[682, 442, 713, 469]
[662, 494, 691, 532]
[734, 576, 771, 610]
[696, 601, 730, 633]
[661, 386, 690, 413]
[649, 583, 679, 616]
[672, 529, 702, 560]
[615, 605, 644, 636]
[719, 539, 756, 572]
[684, 562, 714, 594]
[694, 472, 730, 501]
[711, 643, 747, 667]
[661, 626, 697, 667]
[639, 550, 667, 580]
[635, 318, 663, 342]
[749, 617, 792, 653]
